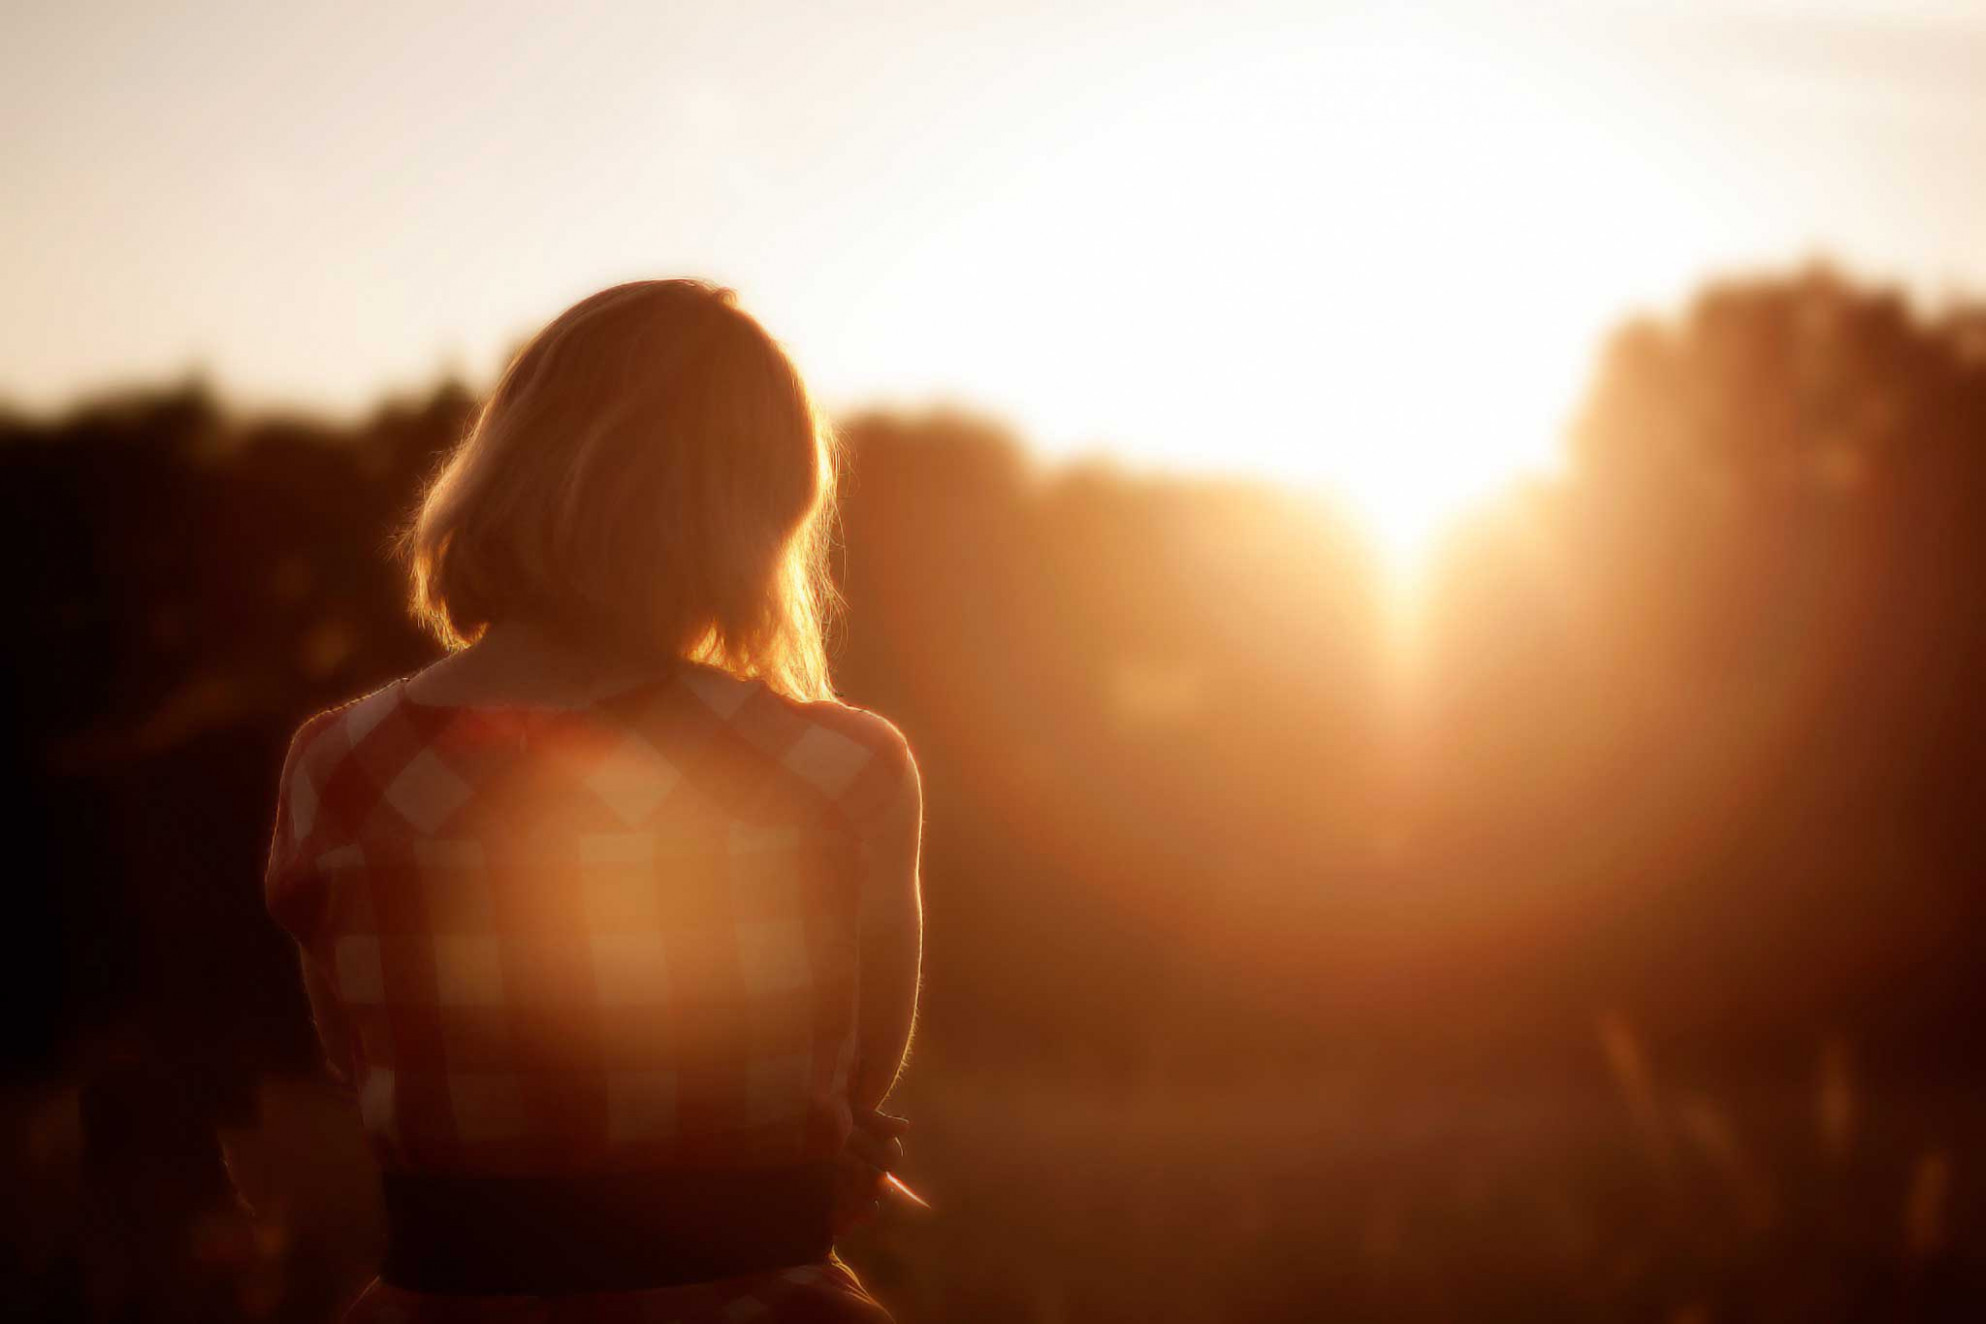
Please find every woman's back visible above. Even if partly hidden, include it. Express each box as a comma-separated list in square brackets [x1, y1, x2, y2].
[267, 651, 911, 1177]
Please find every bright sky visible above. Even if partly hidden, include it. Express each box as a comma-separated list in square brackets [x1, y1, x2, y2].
[6, 1, 1986, 551]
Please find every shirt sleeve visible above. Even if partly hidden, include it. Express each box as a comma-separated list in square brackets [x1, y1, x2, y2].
[792, 701, 922, 923]
[264, 712, 335, 945]
[842, 717, 922, 933]
[821, 709, 916, 833]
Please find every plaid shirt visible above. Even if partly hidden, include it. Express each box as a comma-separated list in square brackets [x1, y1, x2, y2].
[265, 663, 913, 1178]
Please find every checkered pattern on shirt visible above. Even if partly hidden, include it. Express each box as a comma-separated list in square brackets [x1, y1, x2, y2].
[265, 664, 912, 1176]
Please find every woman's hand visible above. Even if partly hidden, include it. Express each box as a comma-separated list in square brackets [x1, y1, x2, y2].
[831, 1107, 909, 1236]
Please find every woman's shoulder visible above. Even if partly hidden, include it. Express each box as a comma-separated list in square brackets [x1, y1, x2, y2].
[279, 677, 409, 773]
[786, 695, 914, 766]
[747, 690, 918, 820]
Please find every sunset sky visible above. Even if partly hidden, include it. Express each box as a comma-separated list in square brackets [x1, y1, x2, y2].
[7, 0, 1986, 546]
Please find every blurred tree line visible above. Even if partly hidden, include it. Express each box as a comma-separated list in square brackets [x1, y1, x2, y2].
[1, 261, 1979, 1115]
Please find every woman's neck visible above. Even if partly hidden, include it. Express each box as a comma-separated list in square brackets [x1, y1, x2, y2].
[403, 618, 671, 708]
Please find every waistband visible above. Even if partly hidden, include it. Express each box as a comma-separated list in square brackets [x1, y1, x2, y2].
[379, 1163, 836, 1295]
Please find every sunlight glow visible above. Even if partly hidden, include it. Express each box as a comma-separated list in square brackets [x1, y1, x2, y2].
[825, 11, 1718, 570]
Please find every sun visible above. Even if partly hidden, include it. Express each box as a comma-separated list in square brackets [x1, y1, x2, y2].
[847, 10, 1699, 571]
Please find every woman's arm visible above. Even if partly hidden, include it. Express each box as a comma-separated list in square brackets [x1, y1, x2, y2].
[299, 947, 359, 1091]
[851, 746, 923, 1114]
[267, 715, 359, 1091]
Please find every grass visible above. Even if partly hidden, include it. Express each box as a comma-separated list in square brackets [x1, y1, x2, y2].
[4, 1025, 1978, 1321]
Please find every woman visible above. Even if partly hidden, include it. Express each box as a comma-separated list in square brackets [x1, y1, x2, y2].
[262, 280, 923, 1322]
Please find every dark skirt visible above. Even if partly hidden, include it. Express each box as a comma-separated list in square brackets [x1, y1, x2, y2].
[349, 1165, 892, 1322]
[344, 1256, 891, 1323]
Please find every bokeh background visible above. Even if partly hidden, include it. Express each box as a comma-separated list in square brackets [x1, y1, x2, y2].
[3, 3, 1983, 1321]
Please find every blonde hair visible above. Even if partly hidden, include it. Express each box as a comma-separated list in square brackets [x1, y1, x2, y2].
[401, 280, 839, 701]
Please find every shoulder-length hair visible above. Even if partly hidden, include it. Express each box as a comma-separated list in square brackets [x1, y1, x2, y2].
[400, 280, 840, 701]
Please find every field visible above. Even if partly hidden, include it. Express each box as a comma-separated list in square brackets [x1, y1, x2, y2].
[9, 1032, 1976, 1322]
